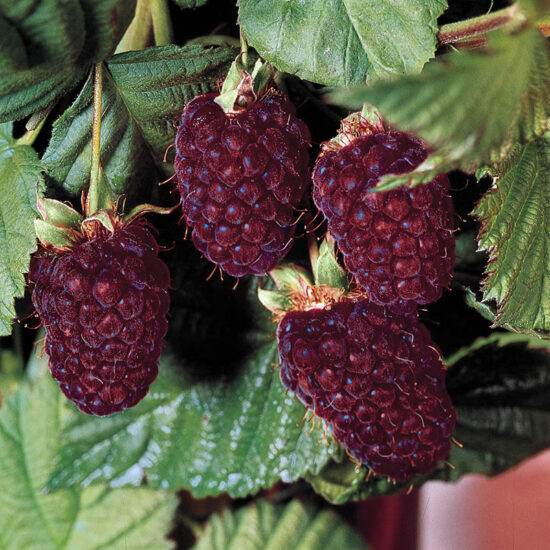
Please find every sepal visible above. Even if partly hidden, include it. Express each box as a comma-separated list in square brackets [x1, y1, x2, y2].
[36, 194, 82, 229]
[214, 55, 274, 114]
[34, 219, 79, 250]
[122, 203, 178, 225]
[315, 236, 349, 290]
[258, 264, 313, 315]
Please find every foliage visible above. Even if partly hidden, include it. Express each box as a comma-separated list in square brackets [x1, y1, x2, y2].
[0, 356, 177, 549]
[191, 499, 368, 549]
[0, 124, 42, 335]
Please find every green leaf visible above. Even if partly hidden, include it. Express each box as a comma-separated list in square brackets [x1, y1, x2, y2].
[48, 281, 337, 498]
[308, 334, 550, 503]
[238, 0, 446, 86]
[79, 0, 137, 63]
[0, 0, 136, 122]
[0, 122, 42, 336]
[42, 44, 236, 198]
[0, 362, 177, 550]
[473, 134, 550, 337]
[331, 29, 550, 190]
[192, 499, 368, 550]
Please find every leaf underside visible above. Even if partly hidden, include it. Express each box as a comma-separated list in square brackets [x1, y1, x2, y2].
[474, 134, 550, 337]
[42, 44, 237, 199]
[331, 29, 550, 190]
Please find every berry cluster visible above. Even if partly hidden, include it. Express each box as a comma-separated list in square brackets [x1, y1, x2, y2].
[30, 61, 456, 488]
[174, 92, 310, 277]
[31, 224, 170, 416]
[277, 299, 455, 481]
[272, 116, 456, 480]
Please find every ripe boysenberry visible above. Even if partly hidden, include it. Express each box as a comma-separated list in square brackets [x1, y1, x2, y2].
[277, 298, 456, 481]
[312, 119, 454, 306]
[31, 222, 170, 416]
[174, 91, 310, 277]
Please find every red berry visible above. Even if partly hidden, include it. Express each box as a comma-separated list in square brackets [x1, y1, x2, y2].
[312, 130, 455, 306]
[175, 92, 311, 277]
[30, 224, 170, 416]
[276, 299, 456, 482]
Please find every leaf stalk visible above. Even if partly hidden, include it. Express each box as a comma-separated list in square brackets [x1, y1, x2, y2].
[87, 63, 103, 216]
[438, 4, 532, 48]
[151, 0, 173, 46]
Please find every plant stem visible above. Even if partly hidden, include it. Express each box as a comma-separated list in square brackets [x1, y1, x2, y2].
[87, 63, 103, 216]
[151, 0, 173, 46]
[437, 4, 524, 46]
[16, 115, 48, 147]
[240, 28, 248, 68]
[115, 0, 152, 53]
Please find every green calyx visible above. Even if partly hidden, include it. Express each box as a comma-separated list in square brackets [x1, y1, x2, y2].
[34, 189, 176, 251]
[323, 106, 385, 151]
[214, 55, 274, 115]
[258, 237, 350, 317]
[34, 193, 83, 250]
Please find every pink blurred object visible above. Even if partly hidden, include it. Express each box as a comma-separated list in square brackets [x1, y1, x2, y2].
[419, 449, 550, 550]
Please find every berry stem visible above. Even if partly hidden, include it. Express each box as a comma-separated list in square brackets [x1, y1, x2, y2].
[437, 4, 527, 47]
[87, 63, 104, 216]
[151, 0, 173, 46]
[240, 28, 249, 68]
[115, 0, 152, 53]
[16, 114, 48, 147]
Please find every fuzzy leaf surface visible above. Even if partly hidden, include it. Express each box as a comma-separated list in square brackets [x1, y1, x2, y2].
[192, 500, 367, 549]
[0, 123, 41, 336]
[48, 282, 336, 498]
[0, 362, 177, 550]
[331, 30, 550, 189]
[0, 0, 135, 121]
[237, 0, 446, 86]
[42, 44, 236, 198]
[473, 135, 550, 337]
[308, 334, 550, 503]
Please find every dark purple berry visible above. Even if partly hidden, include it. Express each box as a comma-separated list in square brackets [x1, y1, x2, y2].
[277, 299, 456, 482]
[312, 130, 455, 306]
[175, 92, 311, 277]
[30, 223, 170, 416]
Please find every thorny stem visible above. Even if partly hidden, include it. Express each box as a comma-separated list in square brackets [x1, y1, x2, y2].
[151, 0, 173, 46]
[87, 63, 103, 216]
[437, 3, 542, 48]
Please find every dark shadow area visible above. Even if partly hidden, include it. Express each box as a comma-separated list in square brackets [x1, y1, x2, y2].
[448, 341, 550, 408]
